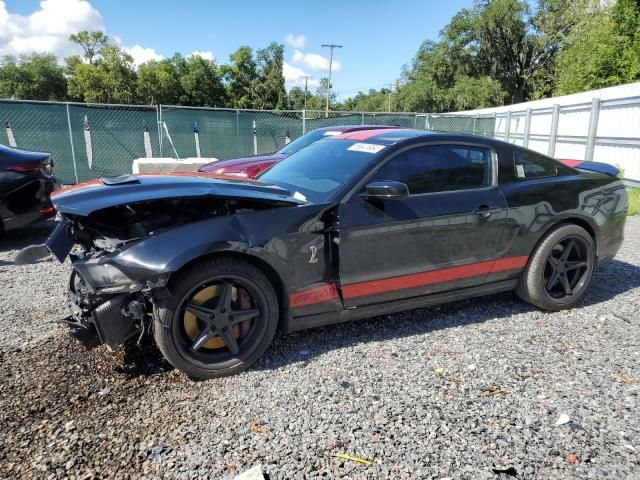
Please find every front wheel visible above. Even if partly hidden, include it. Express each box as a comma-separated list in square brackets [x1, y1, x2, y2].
[516, 224, 596, 311]
[154, 257, 278, 379]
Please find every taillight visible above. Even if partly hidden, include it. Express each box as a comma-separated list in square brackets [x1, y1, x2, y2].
[40, 205, 55, 215]
[41, 157, 52, 174]
[8, 165, 40, 174]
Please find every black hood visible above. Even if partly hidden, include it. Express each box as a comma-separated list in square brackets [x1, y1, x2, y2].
[51, 173, 305, 216]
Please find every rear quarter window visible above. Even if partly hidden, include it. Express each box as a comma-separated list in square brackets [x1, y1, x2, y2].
[513, 150, 571, 179]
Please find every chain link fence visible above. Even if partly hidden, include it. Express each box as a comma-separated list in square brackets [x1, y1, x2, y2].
[0, 99, 495, 184]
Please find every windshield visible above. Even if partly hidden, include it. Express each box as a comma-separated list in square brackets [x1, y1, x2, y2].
[259, 139, 385, 203]
[277, 129, 343, 155]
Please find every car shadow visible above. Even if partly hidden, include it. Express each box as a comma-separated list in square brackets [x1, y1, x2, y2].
[117, 259, 640, 378]
[252, 258, 640, 373]
[0, 221, 54, 253]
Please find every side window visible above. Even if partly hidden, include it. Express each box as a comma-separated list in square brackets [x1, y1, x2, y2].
[371, 145, 492, 195]
[514, 150, 557, 179]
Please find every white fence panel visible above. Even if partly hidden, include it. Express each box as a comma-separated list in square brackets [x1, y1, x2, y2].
[452, 82, 640, 182]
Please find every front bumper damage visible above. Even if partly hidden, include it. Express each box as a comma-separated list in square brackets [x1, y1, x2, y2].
[64, 268, 170, 350]
[16, 177, 296, 350]
[23, 221, 171, 350]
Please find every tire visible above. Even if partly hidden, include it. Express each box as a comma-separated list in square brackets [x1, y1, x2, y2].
[153, 257, 278, 379]
[516, 223, 596, 311]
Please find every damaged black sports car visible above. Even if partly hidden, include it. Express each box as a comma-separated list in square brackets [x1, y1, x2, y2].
[18, 129, 628, 379]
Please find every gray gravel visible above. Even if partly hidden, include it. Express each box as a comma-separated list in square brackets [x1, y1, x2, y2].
[1, 219, 639, 479]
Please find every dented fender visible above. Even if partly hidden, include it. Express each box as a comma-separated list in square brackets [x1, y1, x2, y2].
[103, 202, 335, 290]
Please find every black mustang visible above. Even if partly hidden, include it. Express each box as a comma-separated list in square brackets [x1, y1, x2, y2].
[19, 129, 628, 379]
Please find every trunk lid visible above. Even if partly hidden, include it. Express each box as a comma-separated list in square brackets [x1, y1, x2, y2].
[559, 159, 620, 177]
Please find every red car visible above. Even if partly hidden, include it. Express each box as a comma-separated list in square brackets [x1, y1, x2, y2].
[199, 125, 399, 178]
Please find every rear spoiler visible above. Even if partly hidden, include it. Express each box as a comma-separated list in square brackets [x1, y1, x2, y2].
[559, 159, 619, 177]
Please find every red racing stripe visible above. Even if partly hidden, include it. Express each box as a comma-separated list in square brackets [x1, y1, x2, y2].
[289, 256, 529, 307]
[289, 283, 339, 308]
[343, 256, 528, 299]
[330, 128, 396, 141]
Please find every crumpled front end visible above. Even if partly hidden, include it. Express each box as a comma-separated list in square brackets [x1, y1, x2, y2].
[49, 219, 171, 349]
[16, 177, 300, 350]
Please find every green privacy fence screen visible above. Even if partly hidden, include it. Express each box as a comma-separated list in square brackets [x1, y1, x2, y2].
[0, 99, 496, 184]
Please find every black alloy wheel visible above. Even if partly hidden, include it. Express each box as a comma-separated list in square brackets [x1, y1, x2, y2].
[154, 258, 278, 379]
[543, 236, 590, 300]
[516, 224, 596, 311]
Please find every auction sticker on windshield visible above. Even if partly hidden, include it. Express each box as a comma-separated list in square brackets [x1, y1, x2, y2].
[347, 143, 386, 154]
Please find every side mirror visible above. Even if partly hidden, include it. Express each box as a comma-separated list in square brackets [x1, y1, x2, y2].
[360, 181, 409, 201]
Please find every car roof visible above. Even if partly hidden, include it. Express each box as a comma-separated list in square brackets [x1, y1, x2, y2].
[315, 125, 399, 133]
[329, 128, 520, 149]
[329, 128, 434, 144]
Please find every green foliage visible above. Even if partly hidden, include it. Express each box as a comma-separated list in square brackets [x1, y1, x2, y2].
[303, 78, 337, 110]
[342, 88, 391, 112]
[287, 86, 306, 109]
[346, 0, 595, 112]
[137, 58, 181, 105]
[3, 6, 640, 113]
[178, 55, 226, 107]
[253, 42, 287, 110]
[224, 46, 258, 108]
[0, 54, 67, 100]
[67, 45, 137, 103]
[0, 31, 285, 109]
[556, 0, 640, 94]
[628, 188, 640, 216]
[69, 31, 109, 65]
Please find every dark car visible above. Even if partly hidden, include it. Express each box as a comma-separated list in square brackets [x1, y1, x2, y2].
[198, 125, 398, 178]
[0, 144, 59, 233]
[19, 129, 627, 379]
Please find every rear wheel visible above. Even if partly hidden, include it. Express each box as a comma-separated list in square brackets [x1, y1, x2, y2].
[516, 224, 596, 311]
[154, 257, 278, 379]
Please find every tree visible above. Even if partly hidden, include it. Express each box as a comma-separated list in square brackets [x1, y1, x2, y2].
[393, 39, 505, 112]
[67, 45, 137, 103]
[287, 86, 306, 109]
[0, 53, 67, 100]
[137, 58, 181, 105]
[178, 55, 226, 107]
[443, 0, 588, 104]
[69, 31, 109, 65]
[342, 88, 390, 112]
[224, 46, 257, 108]
[343, 0, 592, 112]
[305, 78, 337, 110]
[253, 42, 286, 109]
[556, 0, 640, 94]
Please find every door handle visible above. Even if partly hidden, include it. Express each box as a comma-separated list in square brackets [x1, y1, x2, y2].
[474, 205, 493, 219]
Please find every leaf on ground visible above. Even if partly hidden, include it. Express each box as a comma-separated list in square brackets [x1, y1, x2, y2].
[335, 453, 373, 465]
[611, 375, 637, 385]
[481, 387, 507, 396]
[250, 422, 267, 434]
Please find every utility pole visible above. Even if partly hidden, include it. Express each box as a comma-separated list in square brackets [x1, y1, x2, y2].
[303, 75, 312, 110]
[321, 43, 342, 116]
[388, 83, 393, 112]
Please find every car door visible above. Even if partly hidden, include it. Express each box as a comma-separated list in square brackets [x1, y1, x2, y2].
[337, 142, 510, 308]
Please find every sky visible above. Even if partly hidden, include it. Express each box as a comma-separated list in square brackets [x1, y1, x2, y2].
[0, 0, 473, 100]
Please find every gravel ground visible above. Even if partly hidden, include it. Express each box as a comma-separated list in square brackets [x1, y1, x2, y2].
[0, 219, 639, 480]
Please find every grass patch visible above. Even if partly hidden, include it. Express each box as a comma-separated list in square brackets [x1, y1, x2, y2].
[628, 188, 640, 216]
